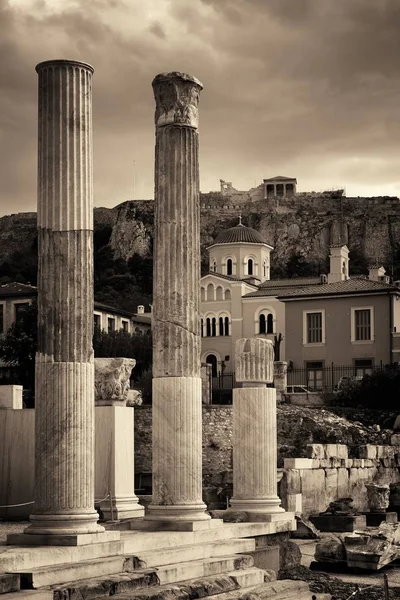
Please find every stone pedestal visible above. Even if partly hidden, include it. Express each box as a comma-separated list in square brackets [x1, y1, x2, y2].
[0, 385, 23, 409]
[273, 361, 287, 402]
[228, 339, 287, 521]
[146, 72, 209, 523]
[8, 60, 107, 544]
[95, 406, 144, 520]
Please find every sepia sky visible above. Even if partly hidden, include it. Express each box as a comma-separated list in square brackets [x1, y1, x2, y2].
[1, 0, 400, 214]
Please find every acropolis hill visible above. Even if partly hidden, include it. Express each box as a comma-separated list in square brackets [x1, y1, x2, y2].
[2, 175, 400, 278]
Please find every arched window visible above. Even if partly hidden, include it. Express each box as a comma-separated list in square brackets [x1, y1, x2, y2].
[258, 311, 274, 334]
[263, 260, 268, 278]
[216, 286, 223, 300]
[207, 283, 214, 301]
[219, 317, 224, 336]
[267, 313, 273, 334]
[206, 318, 211, 337]
[212, 259, 217, 272]
[248, 259, 253, 275]
[227, 259, 233, 276]
[211, 317, 217, 337]
[224, 289, 231, 300]
[206, 354, 218, 377]
[201, 287, 205, 302]
[201, 318, 204, 337]
[224, 316, 230, 336]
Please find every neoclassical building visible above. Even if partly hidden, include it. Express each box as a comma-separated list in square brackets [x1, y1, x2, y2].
[200, 220, 293, 375]
[200, 222, 400, 382]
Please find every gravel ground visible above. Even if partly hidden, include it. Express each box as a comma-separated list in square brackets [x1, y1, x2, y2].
[0, 521, 29, 543]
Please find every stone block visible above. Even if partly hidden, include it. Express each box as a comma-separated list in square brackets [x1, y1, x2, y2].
[318, 459, 331, 468]
[0, 574, 20, 594]
[324, 469, 338, 498]
[315, 535, 346, 563]
[324, 444, 338, 458]
[309, 514, 367, 532]
[306, 444, 325, 459]
[284, 458, 314, 469]
[329, 458, 342, 468]
[363, 459, 374, 468]
[391, 434, 400, 446]
[352, 459, 364, 468]
[285, 469, 302, 495]
[362, 511, 398, 527]
[337, 468, 350, 499]
[359, 445, 377, 460]
[0, 385, 23, 409]
[286, 493, 302, 513]
[247, 545, 280, 573]
[291, 515, 320, 539]
[336, 445, 348, 459]
[344, 459, 354, 468]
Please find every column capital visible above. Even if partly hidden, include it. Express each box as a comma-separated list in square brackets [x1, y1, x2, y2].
[36, 59, 94, 74]
[152, 72, 203, 129]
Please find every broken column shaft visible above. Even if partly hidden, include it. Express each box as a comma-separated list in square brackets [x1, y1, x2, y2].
[147, 72, 209, 522]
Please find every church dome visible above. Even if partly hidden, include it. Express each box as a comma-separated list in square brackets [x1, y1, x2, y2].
[213, 223, 266, 245]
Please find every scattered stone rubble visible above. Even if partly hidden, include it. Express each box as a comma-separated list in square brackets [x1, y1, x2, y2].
[314, 522, 400, 571]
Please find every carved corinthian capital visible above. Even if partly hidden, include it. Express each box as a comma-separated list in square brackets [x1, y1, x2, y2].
[236, 338, 274, 384]
[94, 357, 136, 405]
[152, 71, 203, 129]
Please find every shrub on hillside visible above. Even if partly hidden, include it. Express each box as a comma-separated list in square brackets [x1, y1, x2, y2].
[334, 366, 400, 409]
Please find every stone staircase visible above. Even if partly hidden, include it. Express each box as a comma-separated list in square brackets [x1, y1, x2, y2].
[0, 523, 326, 600]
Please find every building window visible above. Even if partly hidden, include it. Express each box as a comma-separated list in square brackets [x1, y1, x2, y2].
[201, 318, 204, 337]
[218, 315, 230, 336]
[259, 313, 274, 335]
[354, 359, 373, 378]
[108, 317, 115, 334]
[15, 302, 30, 324]
[303, 310, 325, 345]
[354, 309, 371, 341]
[121, 320, 129, 332]
[93, 313, 101, 331]
[205, 316, 217, 337]
[227, 259, 233, 276]
[206, 318, 211, 337]
[306, 361, 324, 390]
[212, 259, 217, 272]
[248, 259, 253, 275]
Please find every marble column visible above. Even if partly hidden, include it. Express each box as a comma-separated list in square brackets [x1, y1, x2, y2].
[228, 338, 286, 520]
[146, 72, 209, 523]
[26, 60, 103, 537]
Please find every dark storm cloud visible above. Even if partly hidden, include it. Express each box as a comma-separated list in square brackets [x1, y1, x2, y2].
[1, 0, 400, 213]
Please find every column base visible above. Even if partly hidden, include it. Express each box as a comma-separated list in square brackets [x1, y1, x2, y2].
[7, 530, 120, 547]
[21, 511, 105, 536]
[145, 503, 211, 523]
[100, 495, 145, 521]
[228, 497, 286, 522]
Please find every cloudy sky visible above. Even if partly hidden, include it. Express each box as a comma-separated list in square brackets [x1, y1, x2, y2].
[1, 0, 400, 214]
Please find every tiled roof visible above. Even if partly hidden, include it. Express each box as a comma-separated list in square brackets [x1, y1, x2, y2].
[277, 278, 399, 300]
[211, 225, 268, 246]
[94, 301, 135, 317]
[259, 277, 320, 289]
[203, 272, 241, 282]
[0, 283, 38, 297]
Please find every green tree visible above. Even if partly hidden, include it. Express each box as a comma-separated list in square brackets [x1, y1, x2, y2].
[0, 301, 37, 407]
[93, 329, 152, 380]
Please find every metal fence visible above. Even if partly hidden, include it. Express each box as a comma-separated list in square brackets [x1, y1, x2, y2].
[286, 362, 386, 392]
[210, 362, 392, 402]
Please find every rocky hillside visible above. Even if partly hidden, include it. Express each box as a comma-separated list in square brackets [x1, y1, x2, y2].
[1, 186, 400, 305]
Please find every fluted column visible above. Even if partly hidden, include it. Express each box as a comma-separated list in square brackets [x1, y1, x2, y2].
[26, 60, 103, 536]
[146, 72, 209, 522]
[229, 338, 285, 520]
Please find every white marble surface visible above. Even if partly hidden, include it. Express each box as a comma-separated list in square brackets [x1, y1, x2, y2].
[0, 385, 23, 409]
[230, 387, 284, 517]
[95, 406, 144, 520]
